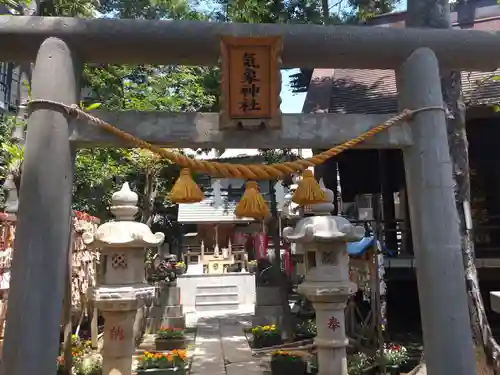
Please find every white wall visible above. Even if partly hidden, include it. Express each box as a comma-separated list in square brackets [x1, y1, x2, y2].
[177, 273, 256, 313]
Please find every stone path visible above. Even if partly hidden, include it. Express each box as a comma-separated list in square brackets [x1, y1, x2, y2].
[190, 313, 269, 375]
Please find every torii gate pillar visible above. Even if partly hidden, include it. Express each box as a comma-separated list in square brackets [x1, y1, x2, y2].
[0, 37, 79, 375]
[398, 48, 475, 375]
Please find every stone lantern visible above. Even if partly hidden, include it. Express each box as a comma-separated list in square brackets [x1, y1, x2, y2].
[283, 182, 364, 375]
[83, 183, 165, 375]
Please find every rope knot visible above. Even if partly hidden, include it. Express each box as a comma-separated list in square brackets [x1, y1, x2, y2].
[402, 108, 414, 120]
[68, 104, 81, 119]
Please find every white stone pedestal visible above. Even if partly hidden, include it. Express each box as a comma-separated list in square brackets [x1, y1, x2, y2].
[83, 183, 165, 375]
[283, 181, 363, 375]
[101, 308, 136, 375]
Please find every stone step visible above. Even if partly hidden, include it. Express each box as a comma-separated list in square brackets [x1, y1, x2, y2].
[195, 284, 238, 294]
[195, 292, 239, 304]
[194, 301, 239, 312]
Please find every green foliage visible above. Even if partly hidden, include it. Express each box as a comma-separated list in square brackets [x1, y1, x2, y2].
[0, 115, 24, 178]
[72, 148, 132, 219]
[83, 65, 217, 112]
[97, 0, 207, 20]
[0, 0, 99, 16]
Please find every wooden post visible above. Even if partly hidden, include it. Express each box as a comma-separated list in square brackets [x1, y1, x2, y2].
[378, 151, 398, 252]
[1, 37, 80, 375]
[62, 229, 75, 375]
[397, 48, 475, 375]
[90, 305, 98, 349]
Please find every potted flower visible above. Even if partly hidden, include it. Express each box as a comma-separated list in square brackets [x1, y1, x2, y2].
[155, 327, 186, 351]
[175, 262, 186, 275]
[270, 350, 306, 375]
[251, 325, 282, 348]
[56, 337, 94, 375]
[248, 260, 257, 274]
[383, 344, 408, 375]
[136, 350, 187, 374]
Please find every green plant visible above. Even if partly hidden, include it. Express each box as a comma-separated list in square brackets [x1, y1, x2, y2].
[296, 319, 316, 336]
[137, 350, 187, 370]
[347, 352, 371, 375]
[73, 354, 102, 375]
[156, 327, 185, 340]
[56, 355, 64, 372]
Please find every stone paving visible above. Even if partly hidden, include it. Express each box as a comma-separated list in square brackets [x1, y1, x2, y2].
[190, 313, 269, 375]
[131, 313, 268, 375]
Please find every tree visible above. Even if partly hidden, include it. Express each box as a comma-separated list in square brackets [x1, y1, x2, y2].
[78, 62, 218, 221]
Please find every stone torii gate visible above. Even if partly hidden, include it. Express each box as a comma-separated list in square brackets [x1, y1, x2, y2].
[0, 13, 493, 375]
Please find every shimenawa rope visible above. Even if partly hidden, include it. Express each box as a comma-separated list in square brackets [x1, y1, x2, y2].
[27, 99, 444, 219]
[27, 99, 443, 180]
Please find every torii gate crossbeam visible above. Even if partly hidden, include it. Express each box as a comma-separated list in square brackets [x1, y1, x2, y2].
[1, 16, 500, 70]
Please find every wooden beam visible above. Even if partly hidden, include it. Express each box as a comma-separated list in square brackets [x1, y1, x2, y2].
[69, 111, 412, 149]
[2, 16, 500, 70]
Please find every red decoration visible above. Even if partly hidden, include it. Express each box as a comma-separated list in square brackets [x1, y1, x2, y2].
[253, 233, 269, 259]
[233, 232, 248, 246]
[110, 326, 125, 341]
[328, 317, 341, 331]
[73, 210, 99, 223]
[283, 242, 292, 276]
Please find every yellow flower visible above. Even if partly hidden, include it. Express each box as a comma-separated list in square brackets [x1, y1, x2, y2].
[263, 325, 270, 331]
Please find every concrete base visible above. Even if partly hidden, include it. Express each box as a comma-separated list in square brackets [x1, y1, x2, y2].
[253, 305, 283, 326]
[252, 286, 283, 326]
[146, 284, 185, 333]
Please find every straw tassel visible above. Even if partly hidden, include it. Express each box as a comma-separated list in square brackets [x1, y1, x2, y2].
[171, 168, 204, 204]
[292, 169, 326, 206]
[235, 181, 270, 220]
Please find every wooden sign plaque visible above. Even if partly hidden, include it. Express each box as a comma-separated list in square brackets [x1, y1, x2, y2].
[219, 36, 282, 130]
